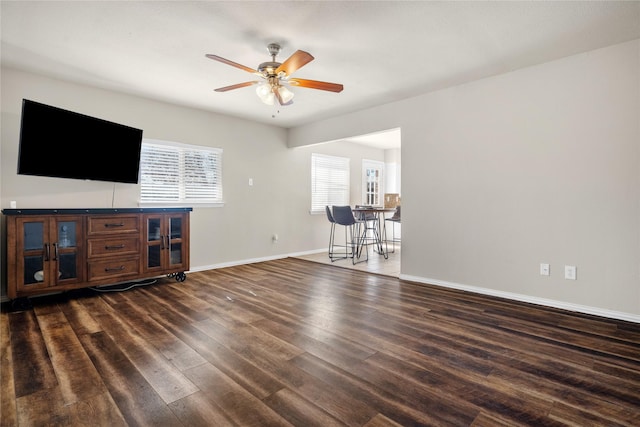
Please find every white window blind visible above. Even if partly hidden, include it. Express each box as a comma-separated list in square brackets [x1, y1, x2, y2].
[140, 139, 222, 205]
[311, 153, 350, 213]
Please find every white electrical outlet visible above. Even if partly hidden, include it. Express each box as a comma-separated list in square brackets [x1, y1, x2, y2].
[564, 265, 577, 280]
[540, 263, 550, 276]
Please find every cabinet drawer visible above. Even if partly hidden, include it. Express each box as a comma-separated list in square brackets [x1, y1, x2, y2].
[88, 215, 139, 235]
[87, 237, 140, 258]
[88, 258, 140, 281]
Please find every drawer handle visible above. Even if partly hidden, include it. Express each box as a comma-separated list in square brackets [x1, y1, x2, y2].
[104, 222, 125, 228]
[105, 244, 125, 250]
[104, 266, 125, 272]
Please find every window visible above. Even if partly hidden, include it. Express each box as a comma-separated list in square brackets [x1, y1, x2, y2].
[362, 159, 384, 206]
[139, 139, 223, 206]
[311, 153, 350, 213]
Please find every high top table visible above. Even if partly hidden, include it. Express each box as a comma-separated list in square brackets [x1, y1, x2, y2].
[352, 206, 396, 259]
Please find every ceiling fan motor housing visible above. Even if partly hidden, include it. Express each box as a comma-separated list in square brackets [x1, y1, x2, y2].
[258, 61, 281, 77]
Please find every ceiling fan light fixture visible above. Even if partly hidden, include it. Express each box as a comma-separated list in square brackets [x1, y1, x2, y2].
[277, 85, 294, 104]
[256, 82, 275, 105]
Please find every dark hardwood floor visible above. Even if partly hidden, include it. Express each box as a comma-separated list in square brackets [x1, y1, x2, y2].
[2, 258, 639, 426]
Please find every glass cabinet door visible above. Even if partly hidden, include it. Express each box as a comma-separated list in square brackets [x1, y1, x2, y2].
[169, 216, 183, 266]
[17, 216, 82, 290]
[143, 213, 188, 273]
[145, 216, 163, 270]
[21, 220, 47, 287]
[54, 219, 80, 281]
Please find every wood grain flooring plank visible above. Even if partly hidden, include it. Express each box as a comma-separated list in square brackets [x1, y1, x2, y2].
[0, 311, 17, 427]
[262, 387, 346, 427]
[187, 271, 308, 324]
[362, 413, 406, 427]
[8, 310, 58, 398]
[593, 359, 640, 383]
[419, 303, 640, 378]
[489, 360, 640, 425]
[252, 317, 377, 369]
[350, 352, 482, 426]
[137, 285, 211, 323]
[57, 296, 103, 335]
[548, 399, 640, 427]
[291, 351, 451, 427]
[15, 386, 72, 426]
[183, 361, 294, 427]
[150, 304, 286, 400]
[66, 391, 128, 427]
[496, 354, 640, 408]
[168, 390, 238, 427]
[289, 369, 380, 426]
[470, 411, 526, 427]
[36, 311, 109, 405]
[78, 295, 200, 405]
[78, 330, 183, 426]
[495, 314, 640, 362]
[194, 316, 304, 362]
[104, 297, 208, 372]
[190, 314, 379, 426]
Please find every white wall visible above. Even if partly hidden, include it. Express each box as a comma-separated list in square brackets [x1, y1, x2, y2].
[0, 68, 385, 296]
[289, 40, 640, 321]
[384, 148, 401, 194]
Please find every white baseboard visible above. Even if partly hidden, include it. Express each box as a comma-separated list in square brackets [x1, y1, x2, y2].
[400, 273, 640, 324]
[189, 249, 328, 272]
[189, 254, 288, 272]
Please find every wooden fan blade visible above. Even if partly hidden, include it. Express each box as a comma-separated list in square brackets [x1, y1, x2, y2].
[214, 81, 258, 92]
[275, 50, 314, 76]
[206, 54, 257, 74]
[289, 78, 344, 93]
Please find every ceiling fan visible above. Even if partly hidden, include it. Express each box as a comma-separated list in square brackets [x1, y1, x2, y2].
[206, 43, 343, 106]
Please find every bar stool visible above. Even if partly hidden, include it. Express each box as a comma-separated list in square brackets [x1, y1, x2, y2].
[332, 205, 368, 264]
[354, 205, 379, 256]
[326, 206, 347, 261]
[385, 205, 401, 252]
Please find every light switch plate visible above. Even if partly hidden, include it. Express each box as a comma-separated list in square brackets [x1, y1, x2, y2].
[564, 265, 577, 280]
[540, 263, 550, 276]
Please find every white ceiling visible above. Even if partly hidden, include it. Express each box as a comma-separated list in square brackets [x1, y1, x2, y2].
[2, 1, 639, 150]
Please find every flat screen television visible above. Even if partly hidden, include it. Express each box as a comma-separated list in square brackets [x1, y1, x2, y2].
[17, 99, 144, 184]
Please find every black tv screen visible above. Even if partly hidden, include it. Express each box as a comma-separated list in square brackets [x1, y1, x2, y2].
[17, 99, 143, 184]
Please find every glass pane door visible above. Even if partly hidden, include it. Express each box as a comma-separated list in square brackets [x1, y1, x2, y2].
[362, 159, 384, 206]
[169, 216, 183, 265]
[146, 216, 162, 269]
[22, 220, 46, 286]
